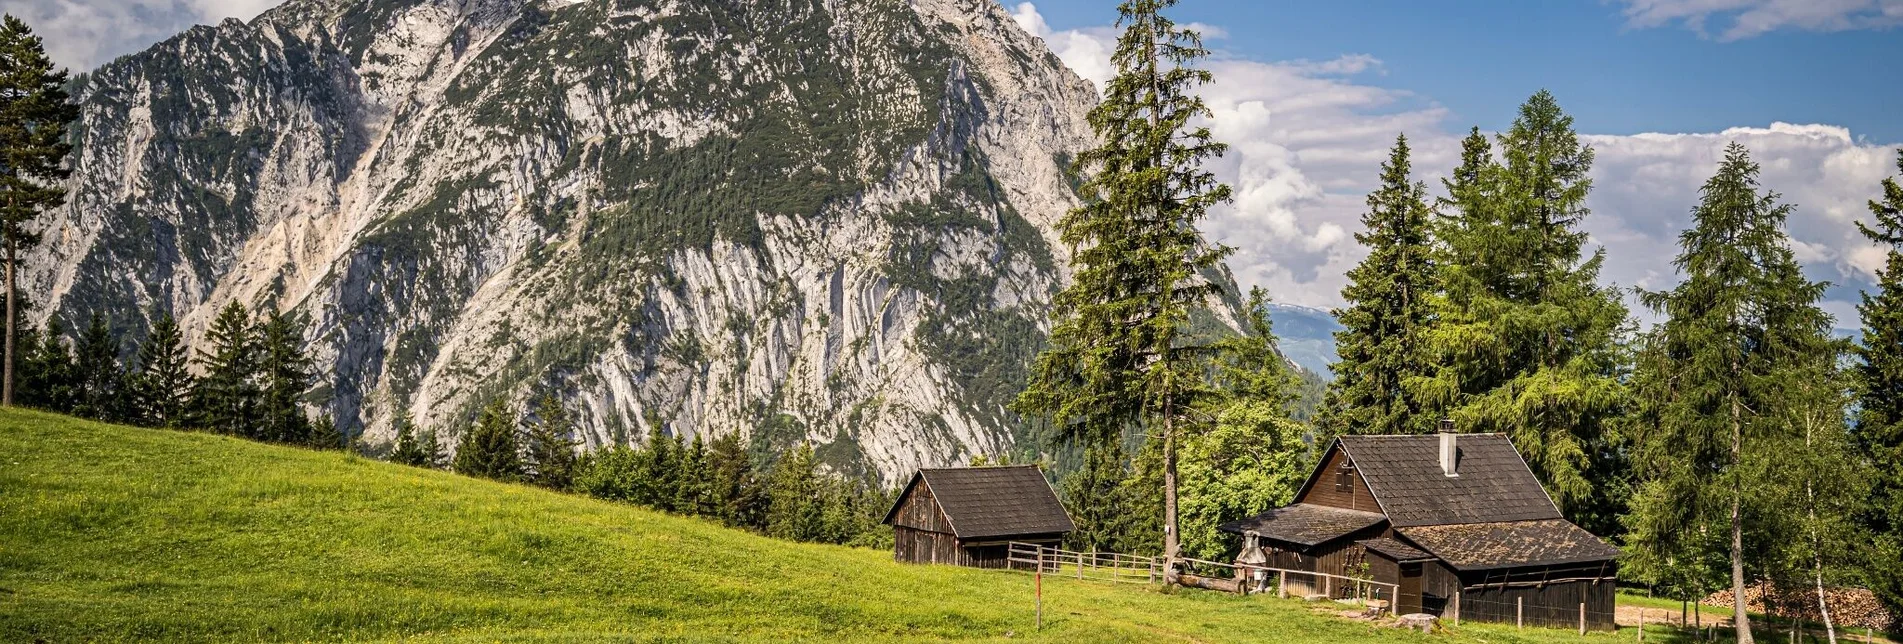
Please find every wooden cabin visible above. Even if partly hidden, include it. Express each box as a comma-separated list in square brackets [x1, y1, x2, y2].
[1221, 431, 1620, 629]
[882, 465, 1074, 568]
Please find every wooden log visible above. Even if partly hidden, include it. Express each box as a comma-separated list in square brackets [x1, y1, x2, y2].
[1179, 573, 1244, 594]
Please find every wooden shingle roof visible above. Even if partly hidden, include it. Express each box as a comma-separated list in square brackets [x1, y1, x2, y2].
[1334, 434, 1564, 527]
[1358, 537, 1434, 563]
[882, 466, 1074, 539]
[1216, 503, 1387, 546]
[1398, 519, 1621, 570]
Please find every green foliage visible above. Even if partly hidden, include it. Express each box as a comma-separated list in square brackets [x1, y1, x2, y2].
[1854, 149, 1903, 616]
[131, 313, 193, 428]
[0, 15, 79, 406]
[1060, 443, 1141, 553]
[71, 312, 126, 422]
[523, 395, 579, 491]
[19, 319, 73, 412]
[707, 431, 766, 529]
[256, 309, 315, 446]
[191, 302, 261, 437]
[452, 399, 523, 482]
[764, 443, 825, 542]
[388, 409, 435, 468]
[1316, 135, 1438, 441]
[1421, 92, 1630, 524]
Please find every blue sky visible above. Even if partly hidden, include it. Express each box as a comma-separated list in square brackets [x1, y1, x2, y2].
[1027, 1, 1903, 143]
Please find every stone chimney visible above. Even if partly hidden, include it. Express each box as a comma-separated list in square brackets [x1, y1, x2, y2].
[1438, 418, 1458, 477]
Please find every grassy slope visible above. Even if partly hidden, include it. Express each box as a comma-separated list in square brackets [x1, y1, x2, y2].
[2, 410, 1694, 643]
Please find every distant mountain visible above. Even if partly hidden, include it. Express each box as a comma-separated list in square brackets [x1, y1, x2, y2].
[1266, 303, 1341, 379]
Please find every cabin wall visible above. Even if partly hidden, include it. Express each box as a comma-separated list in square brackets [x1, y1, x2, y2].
[889, 483, 952, 533]
[1453, 563, 1618, 630]
[1262, 532, 1386, 600]
[1296, 447, 1378, 513]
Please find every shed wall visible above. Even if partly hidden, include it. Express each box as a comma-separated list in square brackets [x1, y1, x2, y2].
[1297, 447, 1379, 513]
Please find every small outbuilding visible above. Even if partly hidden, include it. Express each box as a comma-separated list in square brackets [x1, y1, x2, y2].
[1221, 430, 1621, 630]
[882, 465, 1074, 568]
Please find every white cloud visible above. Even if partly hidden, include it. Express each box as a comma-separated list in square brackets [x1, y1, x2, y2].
[1614, 0, 1903, 40]
[3, 0, 285, 71]
[1012, 2, 1903, 328]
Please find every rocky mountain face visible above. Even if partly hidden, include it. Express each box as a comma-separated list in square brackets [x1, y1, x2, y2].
[32, 0, 1239, 481]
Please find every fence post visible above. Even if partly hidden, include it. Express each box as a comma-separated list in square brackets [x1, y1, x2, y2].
[1518, 596, 1524, 629]
[1324, 575, 1332, 598]
[1579, 602, 1586, 636]
[1035, 563, 1043, 631]
[1278, 571, 1287, 599]
[1453, 592, 1460, 626]
[1638, 607, 1644, 642]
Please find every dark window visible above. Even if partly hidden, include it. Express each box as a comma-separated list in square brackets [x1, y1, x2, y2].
[1334, 462, 1354, 492]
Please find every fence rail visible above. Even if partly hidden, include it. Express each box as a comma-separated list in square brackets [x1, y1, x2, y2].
[1003, 543, 1399, 617]
[1006, 542, 1161, 584]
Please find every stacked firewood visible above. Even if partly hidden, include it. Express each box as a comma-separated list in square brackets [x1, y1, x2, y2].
[1700, 584, 1895, 632]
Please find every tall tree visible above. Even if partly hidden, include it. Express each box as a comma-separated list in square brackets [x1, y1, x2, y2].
[1853, 148, 1903, 617]
[256, 309, 313, 445]
[707, 432, 764, 529]
[1060, 443, 1136, 553]
[72, 312, 125, 422]
[675, 434, 710, 517]
[764, 443, 823, 542]
[452, 399, 522, 482]
[0, 15, 78, 407]
[523, 395, 578, 491]
[1014, 0, 1232, 570]
[1316, 135, 1438, 439]
[389, 409, 430, 467]
[19, 318, 71, 411]
[132, 312, 193, 428]
[1626, 143, 1835, 643]
[193, 302, 262, 436]
[1423, 91, 1630, 520]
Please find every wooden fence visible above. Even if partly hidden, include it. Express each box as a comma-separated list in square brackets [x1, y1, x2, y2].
[1004, 543, 1400, 617]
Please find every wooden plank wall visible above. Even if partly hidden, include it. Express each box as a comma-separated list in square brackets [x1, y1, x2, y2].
[1458, 580, 1616, 630]
[1295, 447, 1377, 513]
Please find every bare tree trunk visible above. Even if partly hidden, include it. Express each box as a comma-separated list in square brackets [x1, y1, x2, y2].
[1732, 389, 1755, 643]
[5, 235, 16, 407]
[1806, 415, 1839, 644]
[1163, 391, 1180, 583]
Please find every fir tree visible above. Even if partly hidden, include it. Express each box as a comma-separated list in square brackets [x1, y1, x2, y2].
[256, 309, 313, 445]
[523, 395, 578, 491]
[1013, 0, 1232, 569]
[1625, 143, 1836, 644]
[389, 409, 429, 467]
[765, 443, 824, 542]
[1854, 148, 1903, 617]
[19, 319, 72, 412]
[417, 425, 446, 469]
[707, 432, 764, 529]
[1423, 91, 1630, 522]
[193, 302, 262, 437]
[132, 312, 193, 428]
[1061, 443, 1135, 552]
[674, 434, 710, 517]
[635, 430, 682, 510]
[0, 15, 79, 407]
[1316, 135, 1438, 440]
[72, 312, 125, 422]
[452, 399, 522, 482]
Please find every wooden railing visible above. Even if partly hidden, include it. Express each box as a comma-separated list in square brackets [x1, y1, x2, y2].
[1006, 542, 1161, 584]
[1003, 542, 1401, 617]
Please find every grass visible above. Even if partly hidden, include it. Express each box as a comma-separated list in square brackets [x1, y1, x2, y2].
[0, 409, 1755, 642]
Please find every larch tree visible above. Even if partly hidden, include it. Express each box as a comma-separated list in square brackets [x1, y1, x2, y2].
[1316, 135, 1438, 440]
[1013, 0, 1232, 572]
[1423, 91, 1630, 525]
[1626, 143, 1836, 644]
[133, 312, 194, 428]
[0, 15, 77, 407]
[1853, 148, 1903, 618]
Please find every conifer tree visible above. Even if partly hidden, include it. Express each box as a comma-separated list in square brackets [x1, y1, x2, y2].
[452, 399, 522, 482]
[72, 312, 125, 422]
[389, 409, 429, 467]
[1014, 0, 1232, 569]
[256, 309, 313, 445]
[1061, 444, 1134, 552]
[417, 425, 446, 469]
[635, 430, 682, 510]
[193, 302, 262, 437]
[707, 432, 764, 529]
[132, 312, 193, 428]
[523, 395, 578, 491]
[1626, 143, 1836, 644]
[1853, 149, 1903, 616]
[1423, 91, 1630, 521]
[20, 319, 71, 411]
[765, 443, 823, 542]
[675, 434, 710, 516]
[1316, 135, 1438, 440]
[0, 15, 78, 407]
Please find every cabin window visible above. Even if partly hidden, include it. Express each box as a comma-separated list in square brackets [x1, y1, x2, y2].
[1334, 461, 1354, 492]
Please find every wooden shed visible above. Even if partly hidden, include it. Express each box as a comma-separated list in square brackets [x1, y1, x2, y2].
[882, 465, 1074, 568]
[1221, 431, 1621, 629]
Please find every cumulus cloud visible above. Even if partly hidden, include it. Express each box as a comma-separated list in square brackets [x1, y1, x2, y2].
[4, 0, 285, 71]
[1614, 0, 1903, 40]
[1011, 2, 1902, 327]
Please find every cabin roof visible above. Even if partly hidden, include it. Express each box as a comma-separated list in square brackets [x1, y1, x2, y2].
[1330, 434, 1565, 527]
[881, 465, 1074, 539]
[1215, 503, 1386, 546]
[1397, 519, 1621, 570]
[1358, 537, 1435, 563]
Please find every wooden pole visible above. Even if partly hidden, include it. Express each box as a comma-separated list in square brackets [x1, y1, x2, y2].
[1325, 575, 1332, 598]
[1453, 592, 1460, 626]
[1580, 602, 1587, 635]
[1035, 564, 1043, 631]
[1518, 596, 1524, 629]
[1639, 607, 1645, 642]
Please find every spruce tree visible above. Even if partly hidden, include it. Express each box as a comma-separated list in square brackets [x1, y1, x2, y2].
[19, 319, 71, 411]
[1013, 0, 1232, 569]
[256, 309, 313, 445]
[675, 434, 710, 517]
[389, 409, 429, 467]
[1853, 148, 1903, 616]
[72, 312, 125, 422]
[765, 443, 823, 542]
[0, 15, 78, 407]
[1625, 143, 1836, 644]
[523, 395, 578, 491]
[132, 312, 193, 428]
[1316, 135, 1438, 439]
[1061, 443, 1134, 552]
[452, 399, 522, 482]
[1423, 91, 1630, 521]
[193, 302, 262, 437]
[707, 432, 764, 529]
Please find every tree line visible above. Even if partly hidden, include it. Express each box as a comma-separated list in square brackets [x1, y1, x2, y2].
[1021, 2, 1903, 642]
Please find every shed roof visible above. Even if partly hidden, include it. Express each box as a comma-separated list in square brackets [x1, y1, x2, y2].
[882, 466, 1074, 539]
[1397, 519, 1621, 570]
[1358, 537, 1434, 563]
[1327, 434, 1565, 527]
[1216, 503, 1387, 547]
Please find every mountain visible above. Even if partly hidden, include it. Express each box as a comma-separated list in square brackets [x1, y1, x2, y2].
[1265, 303, 1341, 378]
[26, 0, 1235, 482]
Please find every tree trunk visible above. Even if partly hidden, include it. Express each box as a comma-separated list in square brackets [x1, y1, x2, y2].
[1731, 391, 1755, 644]
[1163, 390, 1180, 583]
[1807, 417, 1839, 644]
[5, 235, 16, 407]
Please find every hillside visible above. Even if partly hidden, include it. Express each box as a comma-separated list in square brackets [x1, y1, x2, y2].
[1266, 303, 1342, 379]
[25, 0, 1241, 482]
[0, 410, 1669, 642]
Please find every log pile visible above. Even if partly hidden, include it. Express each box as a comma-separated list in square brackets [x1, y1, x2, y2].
[1700, 584, 1894, 632]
